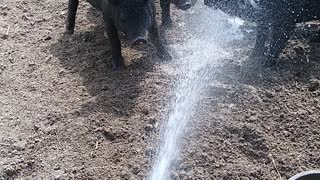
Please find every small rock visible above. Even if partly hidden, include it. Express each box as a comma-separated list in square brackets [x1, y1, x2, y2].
[101, 85, 109, 91]
[283, 130, 290, 137]
[53, 170, 64, 180]
[26, 160, 34, 167]
[0, 11, 8, 16]
[275, 86, 283, 92]
[3, 165, 16, 177]
[98, 128, 115, 141]
[180, 164, 192, 171]
[28, 144, 35, 149]
[34, 124, 40, 131]
[297, 109, 308, 115]
[131, 166, 140, 175]
[0, 34, 8, 40]
[311, 90, 320, 96]
[46, 113, 61, 125]
[294, 44, 305, 56]
[90, 153, 96, 158]
[0, 65, 6, 71]
[142, 109, 149, 115]
[262, 97, 271, 103]
[145, 147, 155, 157]
[264, 90, 274, 99]
[14, 140, 27, 151]
[151, 89, 157, 94]
[147, 117, 156, 124]
[11, 150, 18, 155]
[28, 62, 35, 66]
[8, 58, 14, 63]
[308, 79, 320, 92]
[144, 124, 154, 132]
[247, 116, 258, 122]
[44, 36, 52, 41]
[45, 55, 52, 62]
[83, 34, 92, 42]
[54, 175, 62, 180]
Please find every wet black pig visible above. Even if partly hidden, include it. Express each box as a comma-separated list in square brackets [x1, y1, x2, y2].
[66, 0, 171, 70]
[204, 0, 269, 60]
[204, 0, 320, 66]
[261, 0, 320, 65]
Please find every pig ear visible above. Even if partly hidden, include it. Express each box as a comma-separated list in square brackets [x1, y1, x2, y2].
[108, 0, 120, 5]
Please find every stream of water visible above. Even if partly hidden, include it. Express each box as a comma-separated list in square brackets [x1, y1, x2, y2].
[150, 2, 244, 180]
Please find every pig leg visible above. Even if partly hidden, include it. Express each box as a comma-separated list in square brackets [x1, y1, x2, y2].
[160, 0, 172, 27]
[149, 20, 172, 60]
[105, 21, 125, 70]
[268, 22, 295, 65]
[315, 31, 320, 42]
[66, 0, 79, 34]
[204, 0, 214, 7]
[309, 31, 320, 43]
[251, 21, 269, 59]
[173, 0, 192, 10]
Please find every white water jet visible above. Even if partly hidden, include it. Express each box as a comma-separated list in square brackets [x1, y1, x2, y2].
[150, 2, 244, 180]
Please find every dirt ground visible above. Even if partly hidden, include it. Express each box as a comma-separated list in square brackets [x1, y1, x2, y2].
[0, 0, 319, 179]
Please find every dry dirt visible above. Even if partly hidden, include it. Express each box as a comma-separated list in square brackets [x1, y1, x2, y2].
[0, 0, 319, 179]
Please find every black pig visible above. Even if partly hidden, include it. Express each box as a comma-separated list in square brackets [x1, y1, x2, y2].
[66, 0, 171, 70]
[264, 0, 320, 64]
[204, 0, 320, 66]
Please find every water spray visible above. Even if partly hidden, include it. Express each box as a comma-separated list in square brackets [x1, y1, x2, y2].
[150, 2, 244, 180]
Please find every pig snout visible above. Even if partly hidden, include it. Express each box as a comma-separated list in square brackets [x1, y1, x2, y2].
[129, 36, 148, 45]
[178, 3, 191, 10]
[204, 0, 212, 6]
[174, 0, 192, 10]
[204, 0, 218, 9]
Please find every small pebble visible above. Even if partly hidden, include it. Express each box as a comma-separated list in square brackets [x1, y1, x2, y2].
[0, 34, 8, 40]
[144, 124, 154, 132]
[44, 36, 52, 41]
[308, 79, 320, 92]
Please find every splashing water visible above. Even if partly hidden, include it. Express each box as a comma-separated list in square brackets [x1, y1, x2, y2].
[150, 3, 244, 180]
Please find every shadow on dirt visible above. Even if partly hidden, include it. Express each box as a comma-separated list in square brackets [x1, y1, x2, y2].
[50, 7, 158, 117]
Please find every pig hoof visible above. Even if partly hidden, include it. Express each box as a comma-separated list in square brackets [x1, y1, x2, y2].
[112, 56, 125, 71]
[161, 19, 173, 29]
[176, 3, 192, 10]
[158, 50, 172, 61]
[309, 34, 320, 43]
[65, 28, 74, 35]
[264, 59, 277, 67]
[249, 51, 265, 60]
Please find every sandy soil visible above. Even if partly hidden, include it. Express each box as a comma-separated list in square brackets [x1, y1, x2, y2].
[1, 0, 319, 179]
